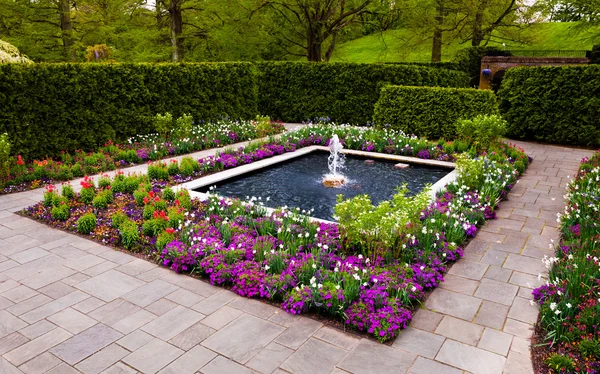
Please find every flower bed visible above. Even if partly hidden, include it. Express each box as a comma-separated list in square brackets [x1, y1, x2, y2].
[1, 118, 284, 194]
[22, 125, 529, 343]
[532, 151, 600, 373]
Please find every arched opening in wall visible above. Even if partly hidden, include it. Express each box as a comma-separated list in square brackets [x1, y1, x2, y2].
[470, 75, 480, 88]
[492, 70, 506, 92]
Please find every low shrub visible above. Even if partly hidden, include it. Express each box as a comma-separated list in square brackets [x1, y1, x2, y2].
[455, 114, 507, 151]
[499, 65, 600, 146]
[373, 85, 498, 139]
[77, 213, 97, 234]
[120, 220, 140, 249]
[51, 203, 70, 221]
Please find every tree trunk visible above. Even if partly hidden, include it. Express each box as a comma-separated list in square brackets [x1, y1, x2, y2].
[58, 0, 75, 61]
[324, 30, 338, 62]
[307, 30, 322, 62]
[169, 0, 184, 62]
[471, 0, 489, 46]
[432, 1, 443, 62]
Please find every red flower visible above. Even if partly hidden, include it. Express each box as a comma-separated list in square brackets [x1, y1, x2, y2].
[165, 228, 175, 234]
[80, 176, 94, 189]
[143, 197, 149, 204]
[45, 184, 56, 193]
[148, 191, 155, 198]
[174, 200, 180, 206]
[16, 155, 24, 166]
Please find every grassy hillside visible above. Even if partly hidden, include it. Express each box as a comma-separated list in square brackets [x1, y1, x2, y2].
[332, 22, 599, 63]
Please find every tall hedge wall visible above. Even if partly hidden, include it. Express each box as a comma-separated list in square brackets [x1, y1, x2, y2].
[498, 65, 600, 146]
[256, 62, 469, 124]
[373, 85, 498, 139]
[0, 63, 258, 159]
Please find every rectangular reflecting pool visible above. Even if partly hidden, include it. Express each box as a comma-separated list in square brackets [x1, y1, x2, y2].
[195, 151, 450, 221]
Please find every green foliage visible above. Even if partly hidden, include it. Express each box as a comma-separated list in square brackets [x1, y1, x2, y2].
[0, 63, 259, 159]
[77, 213, 97, 234]
[499, 65, 600, 146]
[0, 133, 10, 179]
[51, 203, 70, 221]
[179, 156, 198, 177]
[545, 354, 575, 373]
[61, 184, 75, 200]
[92, 190, 113, 209]
[174, 113, 193, 139]
[455, 155, 486, 190]
[373, 85, 498, 139]
[579, 339, 600, 359]
[148, 162, 169, 181]
[120, 220, 140, 249]
[455, 114, 507, 150]
[154, 113, 174, 140]
[79, 187, 95, 205]
[335, 185, 431, 259]
[162, 187, 176, 201]
[453, 46, 509, 81]
[156, 232, 175, 251]
[256, 62, 468, 124]
[111, 211, 128, 229]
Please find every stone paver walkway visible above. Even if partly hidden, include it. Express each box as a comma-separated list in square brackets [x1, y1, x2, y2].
[0, 138, 593, 374]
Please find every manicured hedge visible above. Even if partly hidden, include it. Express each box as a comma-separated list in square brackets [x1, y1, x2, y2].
[0, 63, 259, 160]
[256, 62, 469, 124]
[373, 85, 498, 139]
[498, 65, 600, 146]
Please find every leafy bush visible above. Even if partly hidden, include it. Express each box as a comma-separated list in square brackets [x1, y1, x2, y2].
[0, 63, 259, 159]
[154, 113, 174, 140]
[256, 62, 468, 124]
[499, 65, 600, 146]
[174, 113, 193, 139]
[373, 85, 498, 139]
[111, 211, 127, 229]
[455, 114, 507, 150]
[545, 354, 575, 373]
[0, 133, 10, 180]
[579, 339, 600, 359]
[77, 213, 97, 234]
[51, 203, 70, 221]
[92, 190, 113, 209]
[120, 220, 140, 249]
[61, 183, 75, 200]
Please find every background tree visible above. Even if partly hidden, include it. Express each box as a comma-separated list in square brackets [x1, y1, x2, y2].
[258, 0, 375, 62]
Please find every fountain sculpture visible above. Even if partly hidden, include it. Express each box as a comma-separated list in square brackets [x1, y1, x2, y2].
[323, 135, 346, 188]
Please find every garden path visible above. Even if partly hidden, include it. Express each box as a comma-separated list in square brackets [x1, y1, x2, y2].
[0, 135, 592, 374]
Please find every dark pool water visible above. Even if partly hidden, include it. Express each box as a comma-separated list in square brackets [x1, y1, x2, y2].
[196, 152, 449, 221]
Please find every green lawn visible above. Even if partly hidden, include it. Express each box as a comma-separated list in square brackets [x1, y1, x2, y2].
[331, 22, 599, 63]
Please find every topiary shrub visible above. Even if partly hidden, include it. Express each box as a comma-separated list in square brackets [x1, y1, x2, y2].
[499, 65, 600, 146]
[77, 213, 97, 234]
[373, 85, 498, 139]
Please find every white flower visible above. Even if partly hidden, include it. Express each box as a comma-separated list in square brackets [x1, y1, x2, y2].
[550, 302, 557, 311]
[411, 286, 417, 292]
[566, 303, 572, 308]
[264, 265, 270, 271]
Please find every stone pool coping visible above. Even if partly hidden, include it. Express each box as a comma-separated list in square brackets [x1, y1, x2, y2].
[175, 145, 457, 223]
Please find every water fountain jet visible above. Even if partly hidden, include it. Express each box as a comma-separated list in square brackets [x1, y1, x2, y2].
[323, 135, 346, 188]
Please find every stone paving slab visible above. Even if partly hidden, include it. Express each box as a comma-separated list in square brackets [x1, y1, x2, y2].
[0, 138, 591, 373]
